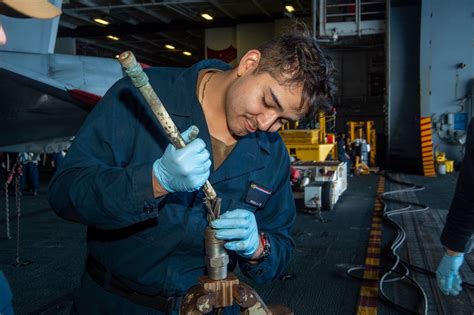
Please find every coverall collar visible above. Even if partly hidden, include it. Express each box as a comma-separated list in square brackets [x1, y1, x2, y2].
[166, 59, 273, 183]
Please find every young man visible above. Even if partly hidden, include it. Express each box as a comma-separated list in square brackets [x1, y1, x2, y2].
[49, 27, 336, 314]
[436, 118, 474, 296]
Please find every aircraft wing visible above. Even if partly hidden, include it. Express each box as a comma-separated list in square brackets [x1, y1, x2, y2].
[0, 51, 124, 153]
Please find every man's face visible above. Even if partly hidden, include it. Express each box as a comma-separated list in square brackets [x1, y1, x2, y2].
[224, 69, 306, 137]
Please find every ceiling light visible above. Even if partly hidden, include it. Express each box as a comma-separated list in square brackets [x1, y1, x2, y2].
[183, 51, 192, 56]
[201, 13, 213, 21]
[165, 44, 175, 50]
[93, 18, 109, 25]
[285, 5, 295, 13]
[106, 35, 119, 41]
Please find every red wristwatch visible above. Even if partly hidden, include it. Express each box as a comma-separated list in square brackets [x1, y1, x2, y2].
[253, 232, 271, 262]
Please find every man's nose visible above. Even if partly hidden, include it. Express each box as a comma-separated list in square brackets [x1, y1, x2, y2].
[257, 111, 279, 131]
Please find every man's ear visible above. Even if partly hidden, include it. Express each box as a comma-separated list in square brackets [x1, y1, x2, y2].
[236, 50, 261, 76]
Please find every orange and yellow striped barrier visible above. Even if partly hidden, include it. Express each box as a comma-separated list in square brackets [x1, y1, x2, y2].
[420, 117, 436, 177]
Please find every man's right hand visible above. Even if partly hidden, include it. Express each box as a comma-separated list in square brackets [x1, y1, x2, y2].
[153, 126, 211, 193]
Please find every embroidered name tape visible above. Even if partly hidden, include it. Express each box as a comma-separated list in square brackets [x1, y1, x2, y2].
[245, 182, 272, 208]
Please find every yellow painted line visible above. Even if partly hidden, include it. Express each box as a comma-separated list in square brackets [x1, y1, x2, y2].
[360, 285, 378, 297]
[421, 130, 432, 137]
[357, 306, 377, 315]
[370, 230, 382, 237]
[356, 176, 384, 314]
[365, 257, 380, 266]
[368, 247, 381, 254]
[363, 270, 380, 280]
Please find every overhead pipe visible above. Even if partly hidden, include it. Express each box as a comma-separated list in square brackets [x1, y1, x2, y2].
[313, 0, 333, 43]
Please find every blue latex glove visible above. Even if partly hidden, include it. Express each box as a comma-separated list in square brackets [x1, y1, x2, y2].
[436, 253, 464, 295]
[211, 209, 259, 258]
[153, 126, 211, 193]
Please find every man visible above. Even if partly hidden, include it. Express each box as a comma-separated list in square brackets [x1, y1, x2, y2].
[336, 133, 352, 176]
[0, 1, 62, 314]
[49, 27, 336, 314]
[19, 152, 41, 196]
[436, 118, 474, 296]
[51, 150, 66, 174]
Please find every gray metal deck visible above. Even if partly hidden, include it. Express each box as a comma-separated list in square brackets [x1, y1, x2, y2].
[0, 172, 472, 314]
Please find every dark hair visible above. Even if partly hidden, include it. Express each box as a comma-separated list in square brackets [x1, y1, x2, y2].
[255, 25, 337, 118]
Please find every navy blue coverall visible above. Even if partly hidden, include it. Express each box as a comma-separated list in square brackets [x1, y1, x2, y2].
[48, 59, 296, 314]
[440, 118, 474, 253]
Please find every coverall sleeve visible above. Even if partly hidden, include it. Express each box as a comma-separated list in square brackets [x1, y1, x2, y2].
[48, 77, 162, 230]
[440, 118, 474, 252]
[239, 142, 296, 283]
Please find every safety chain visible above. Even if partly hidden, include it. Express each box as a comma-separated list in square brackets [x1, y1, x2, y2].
[15, 174, 21, 264]
[4, 154, 11, 239]
[4, 158, 31, 267]
[4, 160, 21, 240]
[13, 167, 31, 267]
[4, 180, 10, 239]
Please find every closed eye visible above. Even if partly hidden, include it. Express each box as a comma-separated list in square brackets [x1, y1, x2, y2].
[262, 96, 272, 109]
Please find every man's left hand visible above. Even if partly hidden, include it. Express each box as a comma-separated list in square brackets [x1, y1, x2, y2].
[211, 209, 259, 258]
[436, 253, 464, 295]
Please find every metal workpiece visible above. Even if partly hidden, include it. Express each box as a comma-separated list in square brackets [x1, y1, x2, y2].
[204, 197, 221, 222]
[117, 51, 218, 215]
[204, 227, 229, 280]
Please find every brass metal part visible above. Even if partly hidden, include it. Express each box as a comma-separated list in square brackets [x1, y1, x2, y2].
[181, 273, 291, 315]
[117, 51, 218, 220]
[198, 273, 239, 308]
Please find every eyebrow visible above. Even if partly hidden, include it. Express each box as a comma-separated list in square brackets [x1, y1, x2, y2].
[269, 89, 284, 112]
[269, 88, 305, 121]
